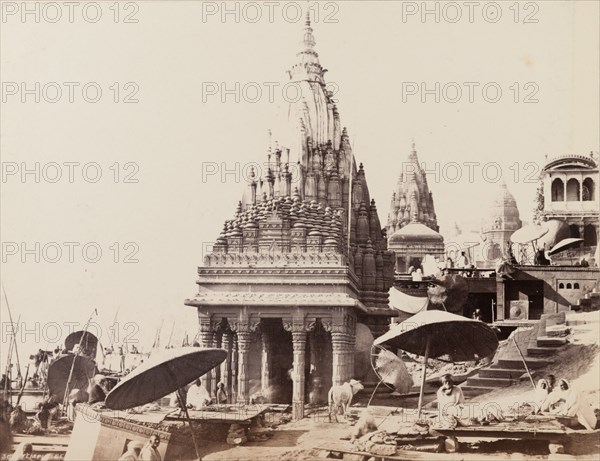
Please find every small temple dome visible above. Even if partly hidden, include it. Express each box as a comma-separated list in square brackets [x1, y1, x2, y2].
[389, 222, 444, 244]
[484, 182, 522, 232]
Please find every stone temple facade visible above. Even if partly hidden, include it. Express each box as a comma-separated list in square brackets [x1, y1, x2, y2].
[540, 153, 599, 254]
[185, 15, 395, 420]
[386, 144, 444, 272]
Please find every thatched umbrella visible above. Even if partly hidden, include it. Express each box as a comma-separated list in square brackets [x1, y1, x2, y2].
[374, 310, 498, 417]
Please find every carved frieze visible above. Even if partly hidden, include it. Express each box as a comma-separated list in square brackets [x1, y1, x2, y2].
[203, 251, 344, 267]
[189, 291, 358, 307]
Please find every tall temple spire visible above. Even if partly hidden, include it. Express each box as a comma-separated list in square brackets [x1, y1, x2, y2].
[289, 9, 325, 84]
[301, 10, 316, 51]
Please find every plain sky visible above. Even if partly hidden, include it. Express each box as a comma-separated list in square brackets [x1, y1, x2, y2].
[1, 0, 598, 369]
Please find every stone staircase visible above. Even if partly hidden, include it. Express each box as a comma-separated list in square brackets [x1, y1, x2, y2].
[461, 314, 568, 397]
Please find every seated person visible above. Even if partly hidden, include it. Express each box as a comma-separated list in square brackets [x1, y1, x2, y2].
[533, 378, 550, 413]
[88, 375, 107, 404]
[9, 405, 28, 433]
[543, 379, 597, 430]
[36, 395, 60, 429]
[412, 268, 423, 281]
[10, 442, 33, 461]
[186, 379, 211, 409]
[436, 374, 464, 418]
[118, 440, 144, 461]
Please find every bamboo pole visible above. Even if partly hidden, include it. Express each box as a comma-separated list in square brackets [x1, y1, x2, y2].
[16, 364, 30, 407]
[417, 336, 431, 418]
[177, 388, 201, 460]
[512, 332, 536, 390]
[62, 309, 97, 408]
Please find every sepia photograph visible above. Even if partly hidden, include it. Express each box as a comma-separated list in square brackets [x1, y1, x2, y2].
[1, 0, 599, 459]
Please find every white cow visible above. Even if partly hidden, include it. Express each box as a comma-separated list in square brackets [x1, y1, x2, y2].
[328, 379, 364, 422]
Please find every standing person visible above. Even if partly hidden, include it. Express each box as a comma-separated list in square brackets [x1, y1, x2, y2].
[472, 309, 482, 321]
[0, 400, 12, 456]
[0, 373, 9, 390]
[216, 382, 228, 405]
[139, 435, 162, 461]
[458, 252, 469, 269]
[119, 345, 126, 373]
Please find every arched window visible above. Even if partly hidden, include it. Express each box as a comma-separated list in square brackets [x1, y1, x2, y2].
[551, 178, 564, 201]
[582, 178, 595, 201]
[559, 283, 564, 289]
[566, 283, 572, 289]
[570, 224, 581, 239]
[566, 178, 580, 201]
[574, 283, 580, 289]
[584, 224, 597, 247]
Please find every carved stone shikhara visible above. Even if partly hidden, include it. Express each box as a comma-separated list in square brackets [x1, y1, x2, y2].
[185, 13, 396, 420]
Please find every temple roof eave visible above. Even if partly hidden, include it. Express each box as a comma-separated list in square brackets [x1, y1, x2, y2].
[183, 292, 369, 312]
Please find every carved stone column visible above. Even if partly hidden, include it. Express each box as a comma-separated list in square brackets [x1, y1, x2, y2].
[231, 335, 238, 402]
[221, 332, 232, 403]
[292, 330, 307, 420]
[328, 310, 356, 385]
[331, 332, 345, 386]
[261, 330, 271, 396]
[347, 316, 356, 380]
[198, 314, 214, 394]
[284, 321, 307, 420]
[496, 277, 506, 321]
[211, 330, 222, 398]
[236, 331, 251, 404]
[230, 319, 259, 405]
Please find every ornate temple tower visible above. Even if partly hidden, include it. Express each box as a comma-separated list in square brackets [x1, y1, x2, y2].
[386, 142, 439, 235]
[481, 182, 522, 266]
[386, 143, 444, 272]
[185, 14, 395, 420]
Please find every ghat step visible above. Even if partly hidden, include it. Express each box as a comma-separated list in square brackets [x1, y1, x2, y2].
[478, 367, 529, 379]
[527, 345, 566, 357]
[537, 336, 568, 347]
[466, 377, 515, 388]
[498, 358, 549, 369]
[459, 385, 497, 396]
[545, 325, 569, 337]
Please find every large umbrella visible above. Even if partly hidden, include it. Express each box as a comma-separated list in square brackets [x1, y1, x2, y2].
[510, 225, 549, 245]
[105, 347, 226, 410]
[47, 354, 97, 400]
[374, 310, 498, 417]
[511, 225, 549, 264]
[106, 347, 227, 460]
[548, 238, 584, 256]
